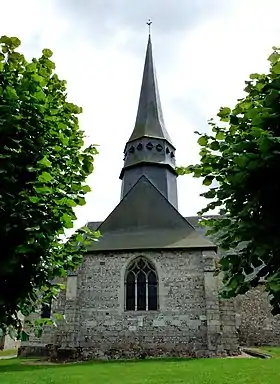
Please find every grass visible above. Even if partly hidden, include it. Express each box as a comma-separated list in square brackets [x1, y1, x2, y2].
[0, 357, 280, 384]
[0, 349, 17, 357]
[256, 346, 280, 358]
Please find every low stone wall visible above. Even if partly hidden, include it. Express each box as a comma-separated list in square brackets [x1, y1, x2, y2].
[236, 285, 280, 346]
[0, 335, 20, 350]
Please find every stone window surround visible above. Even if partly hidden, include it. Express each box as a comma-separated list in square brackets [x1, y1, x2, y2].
[124, 256, 158, 311]
[120, 254, 162, 313]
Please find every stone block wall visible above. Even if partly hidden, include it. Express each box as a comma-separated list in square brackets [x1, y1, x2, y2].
[202, 250, 238, 355]
[0, 335, 20, 350]
[20, 280, 66, 356]
[20, 249, 239, 360]
[71, 250, 210, 359]
[235, 285, 280, 346]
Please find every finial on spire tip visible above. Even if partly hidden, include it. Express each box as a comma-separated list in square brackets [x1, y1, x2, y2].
[146, 19, 152, 35]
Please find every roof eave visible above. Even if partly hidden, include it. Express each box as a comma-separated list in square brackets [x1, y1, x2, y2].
[119, 161, 178, 179]
[86, 244, 217, 253]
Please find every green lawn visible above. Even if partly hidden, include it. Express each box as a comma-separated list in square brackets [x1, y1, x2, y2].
[258, 346, 280, 358]
[0, 357, 280, 384]
[0, 349, 17, 357]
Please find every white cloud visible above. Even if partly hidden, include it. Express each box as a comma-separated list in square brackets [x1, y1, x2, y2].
[1, 0, 279, 229]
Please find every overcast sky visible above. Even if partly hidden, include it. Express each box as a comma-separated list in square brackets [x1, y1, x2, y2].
[1, 0, 280, 229]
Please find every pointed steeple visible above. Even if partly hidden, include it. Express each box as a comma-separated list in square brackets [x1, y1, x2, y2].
[120, 27, 178, 209]
[128, 34, 172, 144]
[87, 25, 216, 254]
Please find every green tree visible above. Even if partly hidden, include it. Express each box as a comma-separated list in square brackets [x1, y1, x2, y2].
[0, 36, 99, 337]
[178, 47, 280, 315]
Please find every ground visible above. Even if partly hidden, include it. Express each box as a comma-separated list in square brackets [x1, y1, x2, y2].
[0, 349, 17, 357]
[0, 349, 280, 384]
[258, 346, 280, 357]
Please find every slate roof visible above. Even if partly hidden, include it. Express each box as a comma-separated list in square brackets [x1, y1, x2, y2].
[128, 35, 173, 145]
[87, 176, 215, 252]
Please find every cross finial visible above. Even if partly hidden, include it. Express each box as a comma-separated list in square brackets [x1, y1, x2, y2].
[146, 19, 152, 35]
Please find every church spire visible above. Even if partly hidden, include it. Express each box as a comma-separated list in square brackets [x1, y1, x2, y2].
[120, 25, 178, 208]
[128, 24, 172, 144]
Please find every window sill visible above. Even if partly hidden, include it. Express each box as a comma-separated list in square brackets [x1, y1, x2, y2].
[124, 310, 160, 314]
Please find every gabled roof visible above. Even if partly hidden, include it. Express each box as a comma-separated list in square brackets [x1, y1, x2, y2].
[87, 176, 215, 252]
[128, 35, 173, 145]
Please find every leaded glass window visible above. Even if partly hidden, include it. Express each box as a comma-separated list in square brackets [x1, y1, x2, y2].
[125, 257, 158, 311]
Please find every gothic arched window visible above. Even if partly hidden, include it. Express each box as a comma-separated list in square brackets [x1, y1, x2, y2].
[125, 257, 158, 311]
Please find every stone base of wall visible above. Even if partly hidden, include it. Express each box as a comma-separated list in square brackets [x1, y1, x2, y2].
[18, 345, 53, 358]
[19, 343, 240, 362]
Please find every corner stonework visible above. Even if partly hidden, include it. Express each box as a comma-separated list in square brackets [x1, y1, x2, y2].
[202, 250, 239, 356]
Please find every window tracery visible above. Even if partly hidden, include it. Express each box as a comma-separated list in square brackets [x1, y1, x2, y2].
[125, 257, 158, 311]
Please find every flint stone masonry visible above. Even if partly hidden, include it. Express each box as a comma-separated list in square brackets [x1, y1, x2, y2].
[235, 285, 280, 346]
[21, 249, 280, 360]
[21, 249, 239, 360]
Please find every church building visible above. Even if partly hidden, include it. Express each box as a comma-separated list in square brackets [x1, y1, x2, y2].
[20, 32, 280, 360]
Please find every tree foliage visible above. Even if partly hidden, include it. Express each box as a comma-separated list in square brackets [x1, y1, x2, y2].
[0, 36, 99, 336]
[178, 47, 280, 314]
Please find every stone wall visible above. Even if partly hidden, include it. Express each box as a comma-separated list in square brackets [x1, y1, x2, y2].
[202, 251, 238, 354]
[20, 280, 66, 356]
[75, 250, 209, 359]
[20, 249, 239, 360]
[236, 285, 280, 346]
[0, 312, 24, 351]
[19, 247, 280, 359]
[0, 335, 20, 350]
